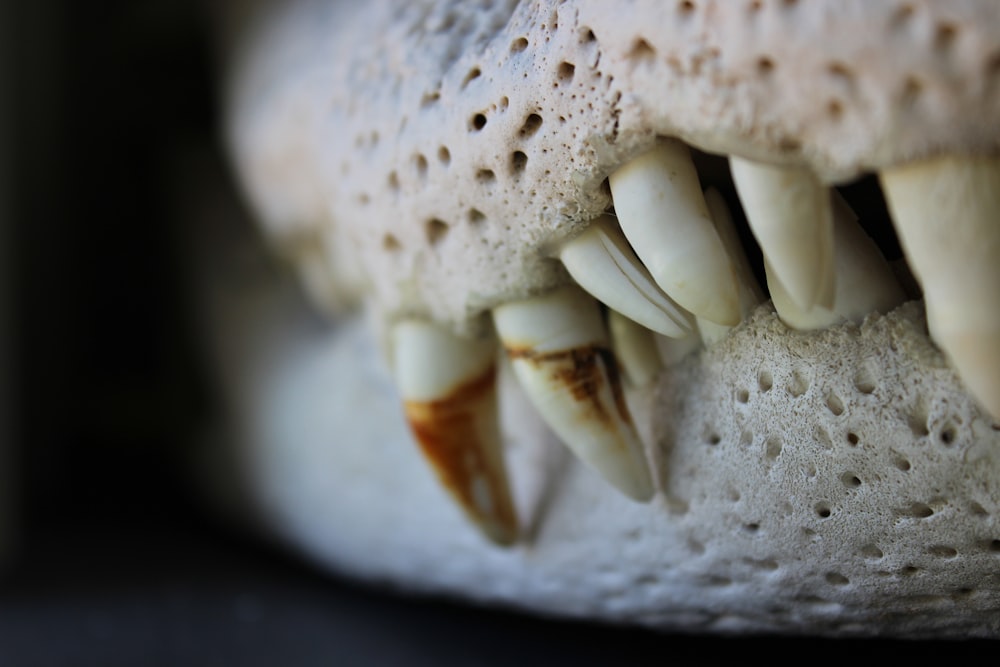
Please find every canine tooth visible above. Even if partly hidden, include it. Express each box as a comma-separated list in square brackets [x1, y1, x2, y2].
[492, 285, 655, 501]
[768, 192, 906, 331]
[608, 309, 662, 388]
[730, 157, 836, 311]
[560, 216, 694, 338]
[391, 320, 518, 545]
[609, 141, 741, 326]
[880, 155, 1000, 420]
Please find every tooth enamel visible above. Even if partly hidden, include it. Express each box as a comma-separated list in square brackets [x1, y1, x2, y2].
[559, 216, 694, 338]
[391, 320, 518, 545]
[730, 157, 836, 311]
[767, 191, 907, 331]
[609, 141, 742, 327]
[697, 188, 767, 345]
[608, 309, 662, 388]
[880, 155, 1000, 420]
[492, 285, 655, 501]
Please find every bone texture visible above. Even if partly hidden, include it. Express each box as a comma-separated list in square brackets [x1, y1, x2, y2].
[222, 0, 1000, 334]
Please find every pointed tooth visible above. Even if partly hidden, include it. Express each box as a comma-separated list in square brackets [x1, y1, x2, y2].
[559, 216, 694, 338]
[492, 285, 655, 501]
[880, 155, 1000, 420]
[608, 309, 662, 388]
[765, 257, 842, 330]
[767, 191, 906, 331]
[392, 320, 518, 545]
[609, 141, 741, 326]
[697, 188, 767, 345]
[824, 193, 907, 322]
[730, 157, 836, 311]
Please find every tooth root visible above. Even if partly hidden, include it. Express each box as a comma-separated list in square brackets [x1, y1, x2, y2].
[492, 285, 656, 501]
[730, 157, 836, 311]
[608, 309, 662, 388]
[880, 155, 1000, 420]
[767, 191, 906, 331]
[609, 140, 742, 326]
[698, 188, 767, 345]
[560, 215, 694, 338]
[392, 320, 519, 545]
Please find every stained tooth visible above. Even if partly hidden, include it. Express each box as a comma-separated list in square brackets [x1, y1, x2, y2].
[767, 192, 906, 331]
[880, 155, 1000, 420]
[697, 188, 766, 345]
[730, 157, 836, 311]
[608, 309, 662, 388]
[492, 285, 656, 501]
[559, 215, 694, 338]
[609, 140, 741, 326]
[391, 320, 518, 545]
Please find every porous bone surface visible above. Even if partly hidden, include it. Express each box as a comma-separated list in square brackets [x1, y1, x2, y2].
[222, 0, 1000, 333]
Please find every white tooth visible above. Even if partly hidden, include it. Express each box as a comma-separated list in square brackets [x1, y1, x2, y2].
[880, 155, 1000, 420]
[730, 156, 836, 311]
[560, 216, 694, 338]
[608, 309, 662, 388]
[697, 188, 767, 345]
[392, 320, 518, 545]
[767, 192, 906, 331]
[609, 141, 741, 326]
[492, 285, 656, 501]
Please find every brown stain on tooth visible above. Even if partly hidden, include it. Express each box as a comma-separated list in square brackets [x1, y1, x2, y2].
[402, 364, 519, 545]
[505, 344, 633, 436]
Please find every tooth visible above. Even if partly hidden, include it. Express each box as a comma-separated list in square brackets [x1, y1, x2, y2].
[608, 309, 662, 388]
[391, 320, 518, 545]
[609, 140, 741, 326]
[767, 191, 907, 331]
[730, 156, 836, 311]
[492, 285, 656, 501]
[697, 188, 767, 345]
[880, 155, 1000, 420]
[559, 215, 694, 338]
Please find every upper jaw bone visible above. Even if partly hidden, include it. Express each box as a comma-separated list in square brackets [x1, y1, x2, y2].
[609, 141, 741, 327]
[558, 215, 694, 338]
[729, 157, 836, 312]
[492, 285, 656, 502]
[391, 320, 519, 545]
[880, 154, 1000, 421]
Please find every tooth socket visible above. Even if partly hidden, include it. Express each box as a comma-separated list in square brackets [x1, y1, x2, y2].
[403, 363, 519, 546]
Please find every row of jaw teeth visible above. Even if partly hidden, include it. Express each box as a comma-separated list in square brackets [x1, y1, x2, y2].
[388, 138, 1000, 546]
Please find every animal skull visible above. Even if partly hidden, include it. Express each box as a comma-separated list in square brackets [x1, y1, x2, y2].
[210, 0, 1000, 637]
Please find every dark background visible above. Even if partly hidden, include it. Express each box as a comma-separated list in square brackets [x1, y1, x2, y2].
[1, 1, 993, 664]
